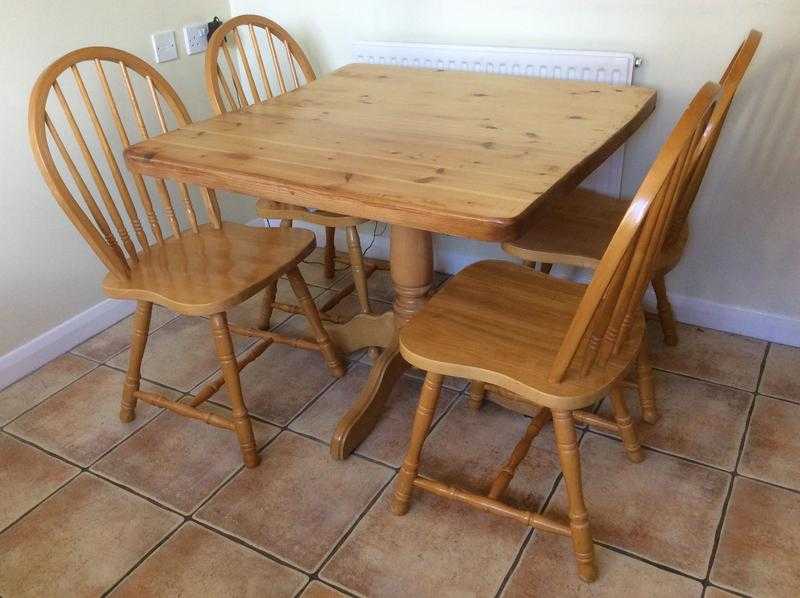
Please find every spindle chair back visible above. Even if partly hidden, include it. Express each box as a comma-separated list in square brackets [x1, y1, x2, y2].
[29, 46, 222, 281]
[549, 81, 720, 385]
[205, 14, 315, 114]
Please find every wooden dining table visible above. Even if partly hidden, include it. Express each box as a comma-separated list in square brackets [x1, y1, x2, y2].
[124, 62, 656, 459]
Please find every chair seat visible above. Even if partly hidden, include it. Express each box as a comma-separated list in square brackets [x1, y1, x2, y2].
[502, 188, 687, 271]
[103, 222, 315, 316]
[399, 260, 644, 410]
[256, 198, 368, 227]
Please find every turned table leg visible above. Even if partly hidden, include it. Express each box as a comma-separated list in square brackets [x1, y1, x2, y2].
[330, 225, 433, 459]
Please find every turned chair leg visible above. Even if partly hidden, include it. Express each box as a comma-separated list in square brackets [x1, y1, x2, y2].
[346, 226, 372, 315]
[259, 282, 278, 331]
[393, 372, 444, 515]
[540, 262, 553, 274]
[468, 381, 486, 410]
[209, 312, 260, 468]
[609, 385, 644, 463]
[636, 340, 659, 424]
[324, 226, 336, 279]
[552, 410, 597, 583]
[651, 271, 678, 346]
[120, 301, 152, 423]
[286, 267, 346, 377]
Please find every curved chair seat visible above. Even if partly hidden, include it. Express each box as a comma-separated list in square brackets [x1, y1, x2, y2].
[501, 189, 688, 272]
[399, 260, 644, 410]
[256, 198, 368, 228]
[103, 223, 315, 316]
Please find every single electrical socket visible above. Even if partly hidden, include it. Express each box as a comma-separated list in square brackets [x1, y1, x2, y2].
[183, 22, 209, 55]
[151, 30, 178, 63]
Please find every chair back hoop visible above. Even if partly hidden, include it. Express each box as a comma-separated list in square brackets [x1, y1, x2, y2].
[28, 46, 223, 280]
[548, 81, 722, 384]
[665, 29, 762, 246]
[205, 14, 316, 115]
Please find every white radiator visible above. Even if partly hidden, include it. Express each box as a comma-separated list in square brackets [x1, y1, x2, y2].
[352, 41, 639, 198]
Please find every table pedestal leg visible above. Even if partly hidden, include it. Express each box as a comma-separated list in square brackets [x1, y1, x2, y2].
[330, 225, 433, 459]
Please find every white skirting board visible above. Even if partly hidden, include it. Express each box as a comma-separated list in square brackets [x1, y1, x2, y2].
[0, 298, 135, 392]
[255, 218, 800, 348]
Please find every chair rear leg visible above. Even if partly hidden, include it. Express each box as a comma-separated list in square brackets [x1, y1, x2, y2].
[636, 340, 659, 424]
[468, 381, 486, 410]
[210, 313, 260, 468]
[324, 226, 336, 279]
[286, 267, 346, 377]
[120, 301, 152, 422]
[609, 385, 644, 463]
[552, 410, 597, 583]
[651, 271, 678, 346]
[540, 263, 553, 274]
[346, 226, 372, 315]
[259, 282, 278, 331]
[392, 372, 444, 515]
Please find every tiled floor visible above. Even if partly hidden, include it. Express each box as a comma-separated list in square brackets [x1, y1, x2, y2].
[1, 256, 799, 597]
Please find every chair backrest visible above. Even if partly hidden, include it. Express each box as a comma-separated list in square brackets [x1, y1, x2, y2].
[205, 14, 316, 114]
[549, 81, 721, 383]
[29, 46, 222, 280]
[665, 29, 762, 246]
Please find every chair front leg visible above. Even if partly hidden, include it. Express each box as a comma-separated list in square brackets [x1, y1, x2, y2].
[552, 409, 597, 583]
[120, 301, 152, 422]
[636, 340, 659, 424]
[346, 226, 372, 315]
[468, 381, 486, 410]
[392, 371, 444, 515]
[259, 282, 278, 331]
[651, 271, 678, 346]
[210, 312, 260, 468]
[285, 267, 346, 377]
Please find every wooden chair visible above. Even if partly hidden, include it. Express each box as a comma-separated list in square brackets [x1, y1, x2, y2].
[393, 82, 720, 582]
[28, 46, 346, 468]
[205, 14, 385, 331]
[502, 30, 761, 347]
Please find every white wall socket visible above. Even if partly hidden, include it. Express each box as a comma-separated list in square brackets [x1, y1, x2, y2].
[151, 30, 178, 63]
[183, 22, 209, 55]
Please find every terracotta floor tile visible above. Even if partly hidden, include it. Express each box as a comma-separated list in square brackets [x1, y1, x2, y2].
[759, 343, 800, 403]
[108, 316, 254, 392]
[300, 580, 350, 598]
[0, 474, 180, 597]
[93, 403, 279, 514]
[204, 317, 339, 426]
[0, 433, 79, 531]
[196, 431, 392, 572]
[72, 305, 177, 363]
[502, 531, 702, 597]
[5, 366, 170, 467]
[703, 587, 739, 598]
[321, 484, 528, 597]
[421, 397, 562, 511]
[711, 477, 800, 597]
[290, 363, 457, 466]
[313, 289, 392, 322]
[0, 353, 96, 425]
[738, 395, 800, 491]
[548, 433, 730, 577]
[597, 371, 752, 469]
[111, 522, 307, 597]
[298, 247, 351, 288]
[646, 321, 766, 391]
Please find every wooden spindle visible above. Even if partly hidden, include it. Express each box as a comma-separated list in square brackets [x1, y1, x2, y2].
[234, 26, 261, 103]
[221, 42, 248, 107]
[284, 39, 300, 89]
[266, 30, 287, 93]
[250, 24, 273, 99]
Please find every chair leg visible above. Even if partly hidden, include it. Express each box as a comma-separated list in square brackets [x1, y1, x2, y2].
[120, 301, 152, 423]
[286, 267, 346, 377]
[324, 226, 336, 279]
[346, 226, 372, 315]
[636, 340, 659, 424]
[209, 312, 260, 468]
[259, 282, 278, 331]
[651, 271, 678, 346]
[522, 260, 536, 269]
[609, 385, 644, 463]
[552, 410, 597, 583]
[468, 381, 486, 410]
[392, 371, 444, 515]
[540, 263, 553, 274]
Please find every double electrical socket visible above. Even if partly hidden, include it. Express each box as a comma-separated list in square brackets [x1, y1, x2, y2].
[151, 23, 209, 63]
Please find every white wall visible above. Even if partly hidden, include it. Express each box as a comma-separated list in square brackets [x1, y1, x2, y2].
[0, 0, 231, 357]
[231, 0, 800, 343]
